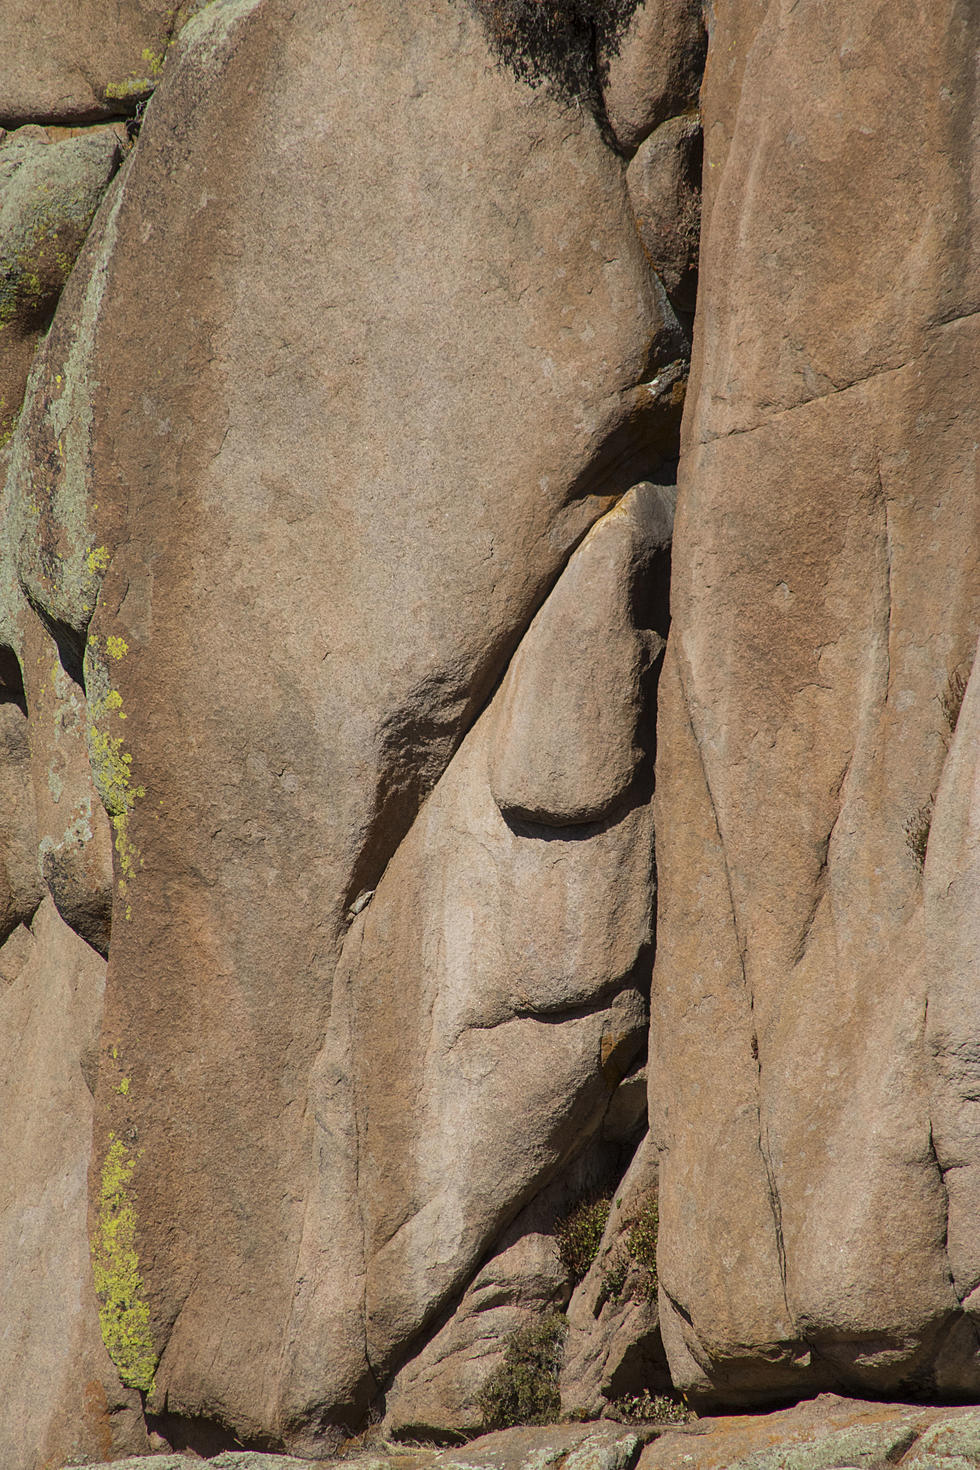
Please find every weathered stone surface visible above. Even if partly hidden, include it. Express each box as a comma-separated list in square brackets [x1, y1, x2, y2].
[63, 1404, 980, 1470]
[382, 1190, 571, 1438]
[284, 485, 665, 1440]
[0, 0, 680, 1450]
[638, 1398, 980, 1470]
[626, 116, 700, 313]
[382, 1224, 567, 1439]
[652, 0, 980, 1405]
[0, 1, 174, 124]
[0, 122, 121, 445]
[923, 644, 980, 1393]
[0, 661, 43, 941]
[602, 0, 706, 155]
[0, 898, 145, 1470]
[65, 1457, 321, 1470]
[67, 1426, 651, 1470]
[14, 0, 980, 1455]
[905, 1409, 980, 1468]
[436, 1423, 646, 1470]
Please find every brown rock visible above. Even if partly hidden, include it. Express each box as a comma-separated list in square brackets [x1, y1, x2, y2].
[0, 898, 146, 1470]
[382, 1190, 571, 1438]
[626, 116, 701, 314]
[1, 0, 681, 1447]
[652, 0, 980, 1405]
[383, 1123, 646, 1438]
[0, 1, 174, 124]
[561, 1138, 668, 1418]
[0, 651, 43, 941]
[924, 642, 980, 1391]
[602, 0, 706, 155]
[21, 613, 113, 952]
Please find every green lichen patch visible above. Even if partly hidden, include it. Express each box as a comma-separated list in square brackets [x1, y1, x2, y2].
[0, 215, 90, 336]
[91, 1133, 157, 1393]
[112, 811, 144, 910]
[104, 78, 156, 104]
[0, 396, 15, 451]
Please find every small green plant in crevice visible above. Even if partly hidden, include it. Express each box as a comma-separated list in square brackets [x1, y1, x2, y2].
[600, 1253, 629, 1300]
[626, 1196, 658, 1297]
[477, 1312, 567, 1430]
[601, 1195, 659, 1303]
[611, 1391, 693, 1425]
[905, 798, 934, 874]
[555, 1192, 611, 1283]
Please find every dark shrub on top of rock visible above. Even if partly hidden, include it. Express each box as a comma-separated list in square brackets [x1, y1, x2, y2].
[465, 0, 641, 111]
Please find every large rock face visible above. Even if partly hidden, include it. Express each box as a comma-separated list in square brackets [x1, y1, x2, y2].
[651, 0, 980, 1406]
[4, 0, 980, 1461]
[1, 0, 685, 1458]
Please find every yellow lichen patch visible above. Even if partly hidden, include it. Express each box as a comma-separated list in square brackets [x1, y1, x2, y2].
[86, 545, 110, 575]
[104, 78, 153, 101]
[112, 812, 144, 893]
[141, 46, 166, 75]
[88, 720, 146, 819]
[86, 638, 146, 915]
[91, 1135, 157, 1394]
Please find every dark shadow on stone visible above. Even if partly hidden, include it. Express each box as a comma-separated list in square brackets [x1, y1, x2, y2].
[0, 646, 27, 715]
[146, 1409, 283, 1456]
[605, 1322, 673, 1400]
[22, 592, 87, 689]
